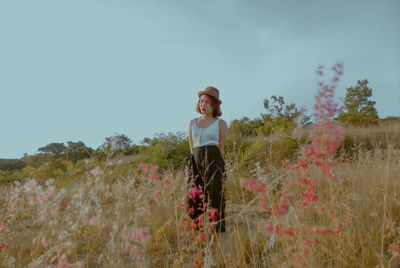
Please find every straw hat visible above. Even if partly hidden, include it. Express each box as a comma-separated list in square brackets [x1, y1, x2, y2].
[197, 86, 222, 105]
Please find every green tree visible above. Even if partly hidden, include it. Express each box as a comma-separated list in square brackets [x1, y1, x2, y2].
[0, 159, 26, 171]
[38, 142, 67, 158]
[258, 95, 311, 135]
[65, 141, 94, 163]
[229, 117, 262, 138]
[99, 134, 138, 155]
[139, 131, 190, 172]
[26, 153, 53, 168]
[337, 79, 379, 126]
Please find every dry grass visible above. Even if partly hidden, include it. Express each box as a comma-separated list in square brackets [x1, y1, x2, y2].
[1, 61, 400, 268]
[1, 124, 399, 267]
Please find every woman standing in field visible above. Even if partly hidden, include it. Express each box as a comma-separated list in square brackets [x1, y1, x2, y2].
[187, 86, 228, 244]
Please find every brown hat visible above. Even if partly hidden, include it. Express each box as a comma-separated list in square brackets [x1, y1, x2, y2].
[197, 86, 222, 105]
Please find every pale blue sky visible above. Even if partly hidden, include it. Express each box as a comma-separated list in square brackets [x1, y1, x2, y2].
[1, 0, 399, 158]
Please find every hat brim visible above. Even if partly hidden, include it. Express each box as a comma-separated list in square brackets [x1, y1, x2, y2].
[197, 91, 222, 104]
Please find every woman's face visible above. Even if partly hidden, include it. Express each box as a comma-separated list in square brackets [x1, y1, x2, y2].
[199, 95, 213, 115]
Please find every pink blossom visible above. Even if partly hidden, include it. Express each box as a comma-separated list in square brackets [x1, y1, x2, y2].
[389, 243, 400, 257]
[138, 163, 148, 173]
[163, 180, 171, 187]
[208, 208, 219, 222]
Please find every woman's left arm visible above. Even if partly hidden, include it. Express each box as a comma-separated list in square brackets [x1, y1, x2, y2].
[218, 120, 228, 157]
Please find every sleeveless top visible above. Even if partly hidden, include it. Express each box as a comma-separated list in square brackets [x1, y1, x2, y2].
[191, 117, 220, 148]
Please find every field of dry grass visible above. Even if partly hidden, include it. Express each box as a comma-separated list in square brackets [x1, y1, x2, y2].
[1, 64, 399, 267]
[0, 123, 399, 267]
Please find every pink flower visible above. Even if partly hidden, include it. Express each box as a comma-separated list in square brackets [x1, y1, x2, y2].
[389, 243, 400, 257]
[188, 185, 204, 202]
[259, 201, 267, 211]
[208, 208, 219, 221]
[272, 201, 289, 216]
[138, 163, 148, 173]
[154, 191, 161, 201]
[265, 220, 273, 233]
[284, 227, 295, 237]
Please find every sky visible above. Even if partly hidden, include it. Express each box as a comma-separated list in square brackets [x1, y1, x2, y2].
[1, 0, 399, 159]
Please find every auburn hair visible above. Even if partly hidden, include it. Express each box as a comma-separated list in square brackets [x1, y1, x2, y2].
[196, 94, 222, 117]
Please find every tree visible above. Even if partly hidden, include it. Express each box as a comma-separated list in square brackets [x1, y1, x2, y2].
[229, 117, 262, 138]
[99, 134, 137, 155]
[337, 79, 379, 126]
[137, 131, 190, 172]
[38, 142, 67, 158]
[65, 141, 94, 163]
[258, 95, 311, 135]
[0, 159, 26, 171]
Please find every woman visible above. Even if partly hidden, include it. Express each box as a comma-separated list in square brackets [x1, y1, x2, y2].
[187, 86, 228, 238]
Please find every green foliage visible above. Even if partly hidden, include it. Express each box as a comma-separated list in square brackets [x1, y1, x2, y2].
[35, 141, 95, 164]
[229, 117, 263, 137]
[237, 133, 309, 176]
[35, 159, 72, 182]
[238, 138, 265, 169]
[65, 141, 93, 163]
[98, 134, 139, 156]
[91, 149, 107, 161]
[26, 153, 53, 168]
[38, 142, 67, 158]
[0, 158, 26, 171]
[0, 170, 18, 184]
[258, 95, 311, 136]
[262, 95, 299, 121]
[337, 79, 379, 126]
[138, 131, 191, 172]
[228, 95, 311, 139]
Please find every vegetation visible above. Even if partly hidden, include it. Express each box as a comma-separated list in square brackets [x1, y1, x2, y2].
[337, 79, 379, 126]
[0, 64, 399, 267]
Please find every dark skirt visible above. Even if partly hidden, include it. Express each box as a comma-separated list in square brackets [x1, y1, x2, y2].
[186, 145, 227, 232]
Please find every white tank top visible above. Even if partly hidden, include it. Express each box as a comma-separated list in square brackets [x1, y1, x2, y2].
[191, 117, 220, 148]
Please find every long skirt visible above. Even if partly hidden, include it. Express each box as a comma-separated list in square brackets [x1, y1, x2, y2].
[186, 145, 227, 233]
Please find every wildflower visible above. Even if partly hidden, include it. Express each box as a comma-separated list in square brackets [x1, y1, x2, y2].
[188, 185, 204, 202]
[148, 166, 160, 182]
[154, 191, 161, 201]
[389, 243, 400, 257]
[138, 163, 148, 173]
[208, 208, 219, 222]
[195, 232, 206, 244]
[163, 180, 171, 187]
[272, 201, 289, 216]
[265, 220, 274, 233]
[259, 200, 267, 211]
[91, 166, 104, 177]
[313, 228, 335, 235]
[274, 224, 283, 238]
[195, 258, 203, 268]
[284, 227, 295, 237]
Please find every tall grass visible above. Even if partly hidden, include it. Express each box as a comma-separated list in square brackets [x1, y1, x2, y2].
[1, 63, 399, 267]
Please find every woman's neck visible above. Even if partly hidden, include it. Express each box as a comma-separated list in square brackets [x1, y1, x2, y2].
[200, 114, 214, 119]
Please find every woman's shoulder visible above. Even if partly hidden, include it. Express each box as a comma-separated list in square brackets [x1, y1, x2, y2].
[217, 118, 228, 128]
[217, 117, 226, 124]
[189, 117, 197, 126]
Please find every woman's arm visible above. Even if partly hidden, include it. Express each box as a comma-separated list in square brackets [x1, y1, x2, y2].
[218, 119, 228, 157]
[189, 120, 193, 154]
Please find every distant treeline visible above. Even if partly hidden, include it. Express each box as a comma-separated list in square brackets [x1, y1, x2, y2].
[1, 79, 399, 179]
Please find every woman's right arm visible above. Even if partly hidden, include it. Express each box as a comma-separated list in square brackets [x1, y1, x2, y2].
[189, 120, 193, 154]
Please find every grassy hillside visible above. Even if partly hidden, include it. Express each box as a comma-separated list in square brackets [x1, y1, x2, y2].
[0, 119, 399, 267]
